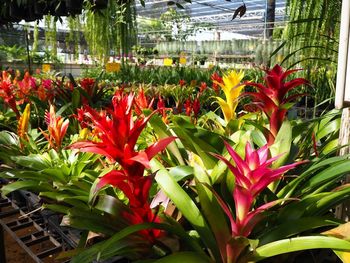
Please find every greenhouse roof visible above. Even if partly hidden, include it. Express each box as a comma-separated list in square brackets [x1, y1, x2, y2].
[136, 0, 287, 38]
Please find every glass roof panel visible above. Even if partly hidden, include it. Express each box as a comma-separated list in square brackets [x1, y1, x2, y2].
[136, 0, 287, 38]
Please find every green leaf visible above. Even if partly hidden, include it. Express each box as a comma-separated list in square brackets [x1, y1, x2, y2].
[277, 155, 349, 198]
[251, 236, 350, 262]
[11, 154, 52, 170]
[0, 131, 19, 146]
[259, 217, 340, 245]
[270, 41, 287, 58]
[1, 181, 52, 196]
[71, 89, 81, 110]
[316, 118, 340, 141]
[72, 223, 207, 263]
[251, 130, 267, 148]
[94, 194, 129, 217]
[300, 160, 350, 194]
[151, 159, 218, 258]
[153, 252, 210, 263]
[149, 113, 185, 165]
[289, 17, 322, 24]
[168, 165, 193, 181]
[194, 164, 230, 261]
[270, 120, 292, 168]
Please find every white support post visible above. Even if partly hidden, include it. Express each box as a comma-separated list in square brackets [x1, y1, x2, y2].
[335, 0, 350, 109]
[336, 0, 350, 220]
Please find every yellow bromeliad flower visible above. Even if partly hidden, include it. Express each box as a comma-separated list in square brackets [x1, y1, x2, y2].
[215, 70, 245, 122]
[17, 103, 31, 141]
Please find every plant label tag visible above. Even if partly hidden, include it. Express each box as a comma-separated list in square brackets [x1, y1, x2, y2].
[42, 64, 51, 73]
[106, 62, 121, 73]
[163, 58, 173, 66]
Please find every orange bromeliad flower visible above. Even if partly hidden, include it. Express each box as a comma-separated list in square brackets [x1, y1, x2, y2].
[134, 87, 154, 115]
[41, 105, 69, 150]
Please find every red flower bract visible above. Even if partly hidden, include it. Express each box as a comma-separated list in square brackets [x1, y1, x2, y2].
[212, 141, 303, 237]
[69, 91, 176, 179]
[245, 64, 309, 143]
[69, 92, 175, 242]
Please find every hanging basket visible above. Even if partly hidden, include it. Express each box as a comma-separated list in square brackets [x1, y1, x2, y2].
[8, 2, 25, 22]
[49, 0, 67, 16]
[34, 0, 49, 16]
[65, 0, 84, 15]
[24, 0, 42, 22]
[90, 0, 108, 10]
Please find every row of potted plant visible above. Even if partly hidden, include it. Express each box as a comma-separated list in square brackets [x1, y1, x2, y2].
[0, 65, 348, 262]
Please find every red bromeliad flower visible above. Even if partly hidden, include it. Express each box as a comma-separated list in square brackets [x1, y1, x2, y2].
[41, 105, 69, 150]
[245, 64, 309, 143]
[69, 91, 176, 179]
[70, 92, 175, 242]
[184, 98, 192, 116]
[37, 79, 54, 101]
[97, 170, 161, 241]
[200, 82, 207, 93]
[134, 88, 154, 115]
[16, 72, 36, 103]
[211, 72, 223, 94]
[0, 74, 20, 119]
[192, 96, 200, 118]
[212, 141, 302, 237]
[80, 78, 96, 104]
[179, 79, 186, 87]
[80, 78, 95, 94]
[157, 95, 169, 124]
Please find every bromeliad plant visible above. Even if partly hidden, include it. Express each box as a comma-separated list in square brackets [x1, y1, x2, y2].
[1, 64, 350, 263]
[150, 137, 350, 263]
[69, 91, 176, 243]
[245, 64, 309, 144]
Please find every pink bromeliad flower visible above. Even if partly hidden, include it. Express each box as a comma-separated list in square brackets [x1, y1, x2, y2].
[212, 141, 303, 237]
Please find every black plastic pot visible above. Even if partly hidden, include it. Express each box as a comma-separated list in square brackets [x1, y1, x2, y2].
[24, 1, 42, 22]
[66, 0, 84, 15]
[34, 0, 49, 16]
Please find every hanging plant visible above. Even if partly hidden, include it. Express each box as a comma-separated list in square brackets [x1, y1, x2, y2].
[83, 0, 137, 63]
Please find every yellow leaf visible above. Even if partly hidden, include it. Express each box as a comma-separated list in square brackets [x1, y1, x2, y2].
[323, 222, 350, 263]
